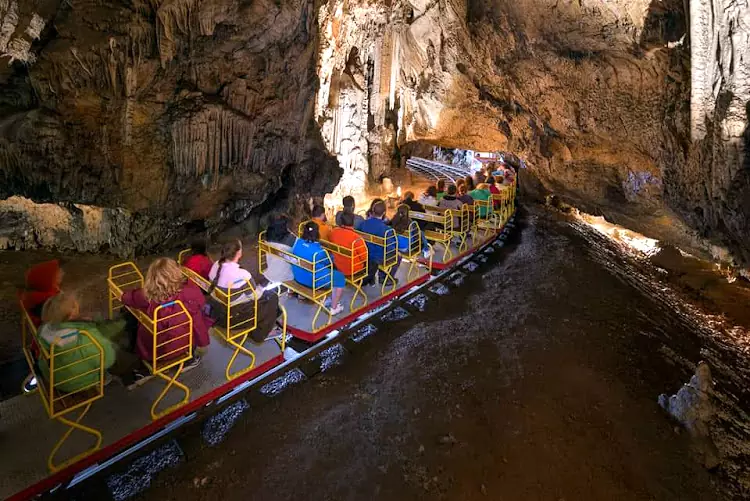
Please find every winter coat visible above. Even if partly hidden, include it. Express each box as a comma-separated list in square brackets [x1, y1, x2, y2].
[122, 282, 211, 363]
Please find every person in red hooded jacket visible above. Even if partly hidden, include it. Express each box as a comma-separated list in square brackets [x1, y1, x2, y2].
[182, 239, 213, 280]
[121, 258, 211, 383]
[17, 260, 63, 392]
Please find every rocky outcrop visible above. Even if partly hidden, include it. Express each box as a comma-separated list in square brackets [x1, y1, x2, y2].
[0, 0, 339, 254]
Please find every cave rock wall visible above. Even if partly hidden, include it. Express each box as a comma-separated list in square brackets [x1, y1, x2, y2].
[0, 0, 340, 254]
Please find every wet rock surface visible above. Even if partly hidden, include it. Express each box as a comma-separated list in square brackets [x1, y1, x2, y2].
[120, 205, 750, 501]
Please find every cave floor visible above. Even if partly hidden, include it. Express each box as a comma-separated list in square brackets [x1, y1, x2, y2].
[128, 205, 748, 501]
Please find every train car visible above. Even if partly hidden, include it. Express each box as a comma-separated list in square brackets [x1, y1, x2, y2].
[0, 170, 515, 501]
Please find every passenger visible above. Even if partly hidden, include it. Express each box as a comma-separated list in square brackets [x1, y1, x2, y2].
[469, 183, 492, 218]
[464, 175, 475, 191]
[365, 198, 390, 224]
[210, 239, 281, 343]
[335, 195, 365, 229]
[263, 215, 295, 284]
[182, 238, 213, 280]
[19, 259, 63, 327]
[401, 191, 425, 213]
[267, 213, 296, 247]
[418, 186, 438, 206]
[122, 258, 210, 375]
[359, 200, 401, 287]
[208, 239, 257, 304]
[18, 259, 64, 392]
[329, 212, 368, 277]
[438, 184, 463, 211]
[474, 170, 487, 186]
[311, 204, 333, 241]
[457, 183, 475, 206]
[292, 221, 346, 315]
[487, 175, 502, 209]
[436, 179, 446, 201]
[37, 293, 119, 392]
[390, 205, 430, 257]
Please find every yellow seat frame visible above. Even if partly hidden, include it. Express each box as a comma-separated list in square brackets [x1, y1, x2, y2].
[107, 262, 192, 420]
[176, 251, 288, 381]
[393, 213, 434, 280]
[407, 209, 454, 262]
[259, 231, 334, 332]
[354, 227, 399, 295]
[21, 306, 105, 472]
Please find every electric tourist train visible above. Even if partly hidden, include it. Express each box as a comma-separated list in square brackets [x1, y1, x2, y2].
[0, 158, 517, 500]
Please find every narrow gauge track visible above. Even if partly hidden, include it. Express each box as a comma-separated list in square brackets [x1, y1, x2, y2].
[9, 215, 519, 501]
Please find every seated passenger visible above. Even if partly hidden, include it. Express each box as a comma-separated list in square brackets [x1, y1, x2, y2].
[359, 200, 401, 287]
[487, 175, 502, 209]
[335, 195, 365, 229]
[457, 182, 475, 206]
[390, 205, 430, 258]
[311, 204, 332, 242]
[292, 222, 346, 315]
[401, 191, 425, 213]
[19, 259, 63, 327]
[474, 170, 487, 186]
[182, 238, 213, 280]
[210, 239, 281, 342]
[208, 239, 257, 304]
[469, 183, 492, 218]
[463, 175, 476, 192]
[329, 212, 368, 277]
[122, 258, 210, 373]
[438, 184, 463, 211]
[18, 259, 63, 392]
[436, 179, 446, 201]
[37, 292, 123, 391]
[263, 215, 295, 284]
[418, 186, 438, 207]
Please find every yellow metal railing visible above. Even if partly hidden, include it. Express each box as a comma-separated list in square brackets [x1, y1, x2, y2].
[108, 262, 192, 420]
[408, 209, 454, 262]
[354, 227, 398, 295]
[396, 218, 433, 280]
[318, 236, 369, 311]
[22, 309, 105, 472]
[259, 231, 334, 331]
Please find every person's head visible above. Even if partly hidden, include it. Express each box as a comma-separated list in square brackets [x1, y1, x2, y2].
[436, 179, 446, 192]
[25, 259, 64, 292]
[41, 292, 80, 324]
[474, 171, 486, 184]
[144, 258, 186, 303]
[339, 211, 355, 228]
[342, 195, 355, 211]
[476, 183, 489, 191]
[391, 205, 410, 232]
[425, 186, 437, 198]
[219, 239, 243, 263]
[456, 178, 465, 188]
[403, 190, 415, 202]
[486, 176, 496, 185]
[447, 184, 457, 196]
[312, 205, 326, 221]
[267, 214, 290, 243]
[208, 239, 243, 293]
[301, 221, 320, 242]
[190, 238, 208, 257]
[458, 184, 468, 196]
[464, 175, 475, 190]
[371, 200, 387, 219]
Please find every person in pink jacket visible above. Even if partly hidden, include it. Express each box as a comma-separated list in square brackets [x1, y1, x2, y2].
[121, 257, 211, 381]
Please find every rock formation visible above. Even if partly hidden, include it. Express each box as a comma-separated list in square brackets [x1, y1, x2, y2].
[1, 0, 750, 262]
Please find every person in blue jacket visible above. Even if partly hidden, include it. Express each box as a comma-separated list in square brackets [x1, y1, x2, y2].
[358, 200, 401, 286]
[292, 221, 346, 315]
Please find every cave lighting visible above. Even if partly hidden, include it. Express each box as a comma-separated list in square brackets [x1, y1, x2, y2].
[576, 212, 661, 257]
[396, 186, 402, 197]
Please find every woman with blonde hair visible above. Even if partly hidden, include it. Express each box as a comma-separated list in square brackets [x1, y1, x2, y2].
[121, 258, 211, 377]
